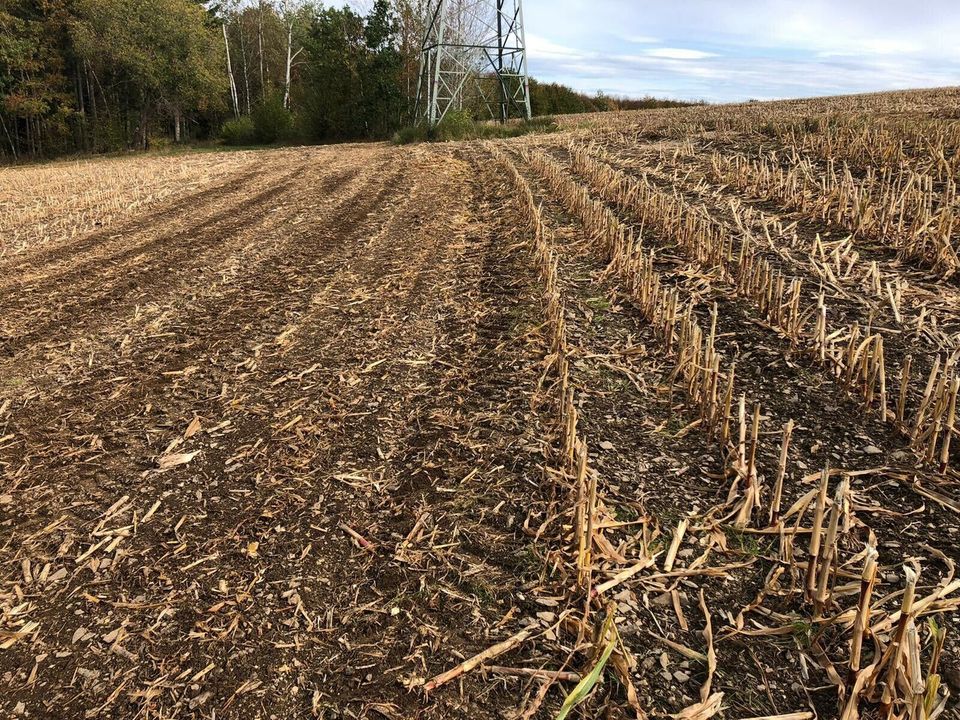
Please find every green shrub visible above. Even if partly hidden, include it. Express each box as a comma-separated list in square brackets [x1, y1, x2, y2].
[391, 113, 558, 145]
[221, 116, 256, 146]
[251, 94, 293, 144]
[510, 116, 559, 136]
[433, 110, 477, 141]
[392, 124, 430, 145]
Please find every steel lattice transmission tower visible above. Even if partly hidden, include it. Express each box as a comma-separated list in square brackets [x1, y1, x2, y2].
[415, 0, 532, 125]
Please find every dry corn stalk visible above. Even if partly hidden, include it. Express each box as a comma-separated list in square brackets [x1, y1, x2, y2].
[805, 464, 830, 601]
[769, 419, 795, 526]
[848, 544, 879, 685]
[814, 478, 849, 615]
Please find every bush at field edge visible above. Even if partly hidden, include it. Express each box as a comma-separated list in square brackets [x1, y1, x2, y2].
[220, 93, 295, 147]
[391, 113, 558, 145]
[221, 116, 256, 146]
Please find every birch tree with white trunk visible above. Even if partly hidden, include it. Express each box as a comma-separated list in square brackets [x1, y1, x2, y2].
[222, 0, 241, 117]
[238, 6, 252, 114]
[282, 0, 304, 109]
[258, 0, 267, 99]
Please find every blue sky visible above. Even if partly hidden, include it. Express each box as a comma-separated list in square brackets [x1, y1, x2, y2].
[520, 0, 960, 102]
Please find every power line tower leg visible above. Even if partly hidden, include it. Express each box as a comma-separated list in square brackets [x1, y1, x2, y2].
[417, 0, 531, 126]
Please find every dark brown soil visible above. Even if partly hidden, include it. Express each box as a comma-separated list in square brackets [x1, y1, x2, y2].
[0, 143, 559, 719]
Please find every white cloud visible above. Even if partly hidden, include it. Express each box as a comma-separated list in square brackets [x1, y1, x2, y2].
[525, 33, 589, 61]
[817, 38, 923, 58]
[621, 34, 659, 45]
[520, 0, 960, 102]
[645, 48, 717, 60]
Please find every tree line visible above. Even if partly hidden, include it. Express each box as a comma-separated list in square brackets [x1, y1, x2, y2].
[0, 0, 700, 161]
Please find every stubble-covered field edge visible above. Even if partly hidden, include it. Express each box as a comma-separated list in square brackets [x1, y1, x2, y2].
[3, 87, 960, 720]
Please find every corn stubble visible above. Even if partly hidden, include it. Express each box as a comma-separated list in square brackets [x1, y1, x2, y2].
[441, 89, 960, 719]
[6, 88, 960, 720]
[0, 151, 262, 256]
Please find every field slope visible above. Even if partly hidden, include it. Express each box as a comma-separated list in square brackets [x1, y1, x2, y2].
[3, 88, 960, 720]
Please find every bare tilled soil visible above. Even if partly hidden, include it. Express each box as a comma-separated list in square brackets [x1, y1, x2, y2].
[1, 143, 560, 719]
[4, 88, 960, 720]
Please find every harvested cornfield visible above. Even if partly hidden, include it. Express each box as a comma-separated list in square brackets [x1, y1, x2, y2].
[3, 88, 960, 720]
[0, 150, 271, 256]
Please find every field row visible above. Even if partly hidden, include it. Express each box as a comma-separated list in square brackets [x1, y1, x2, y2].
[476, 117, 960, 717]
